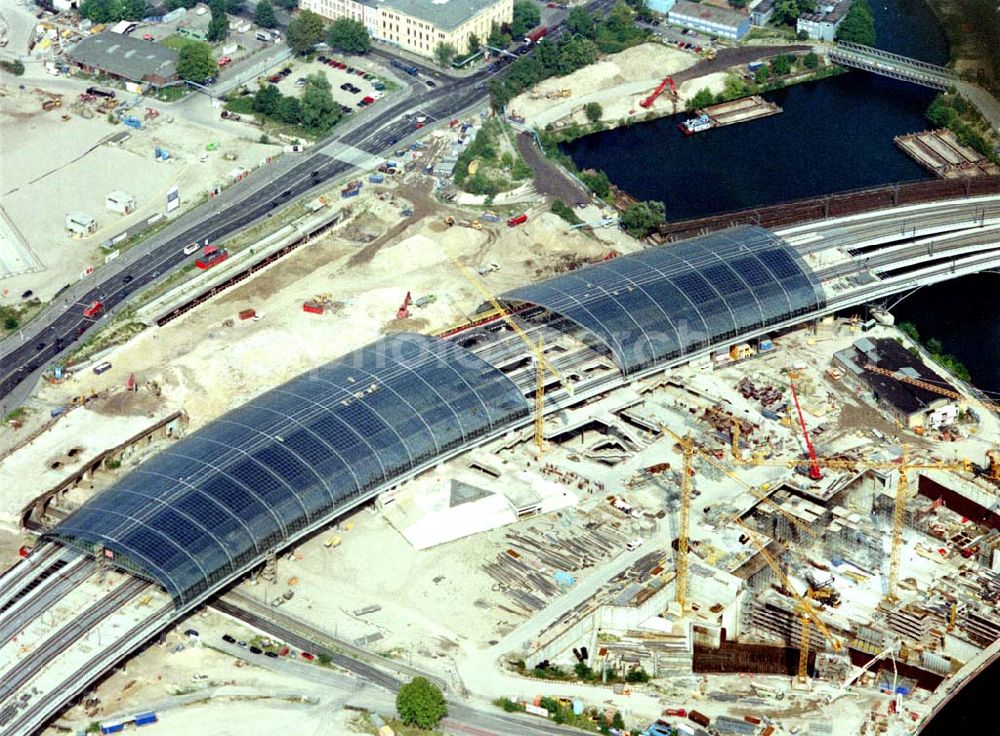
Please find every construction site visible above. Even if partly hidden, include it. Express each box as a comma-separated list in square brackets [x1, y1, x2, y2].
[1, 21, 1000, 736]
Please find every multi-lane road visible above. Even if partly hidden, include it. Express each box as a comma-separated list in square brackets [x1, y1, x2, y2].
[0, 0, 621, 417]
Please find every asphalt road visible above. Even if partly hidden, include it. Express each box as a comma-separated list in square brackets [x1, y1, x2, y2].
[0, 0, 613, 417]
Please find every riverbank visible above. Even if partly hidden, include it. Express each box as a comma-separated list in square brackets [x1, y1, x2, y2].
[510, 42, 813, 137]
[924, 0, 1000, 85]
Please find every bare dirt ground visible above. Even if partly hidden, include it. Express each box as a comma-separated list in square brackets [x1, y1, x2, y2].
[0, 75, 280, 307]
[37, 172, 610, 431]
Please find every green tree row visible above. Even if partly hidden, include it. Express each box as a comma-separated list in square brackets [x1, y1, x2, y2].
[926, 92, 1000, 163]
[79, 0, 147, 24]
[835, 0, 876, 46]
[285, 11, 371, 55]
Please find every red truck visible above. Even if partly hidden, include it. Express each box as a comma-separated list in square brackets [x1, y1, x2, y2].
[83, 300, 103, 318]
[507, 214, 528, 227]
[525, 26, 548, 44]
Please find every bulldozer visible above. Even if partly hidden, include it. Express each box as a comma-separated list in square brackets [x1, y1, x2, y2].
[443, 216, 455, 227]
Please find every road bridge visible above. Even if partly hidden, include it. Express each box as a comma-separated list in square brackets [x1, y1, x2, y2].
[828, 41, 958, 89]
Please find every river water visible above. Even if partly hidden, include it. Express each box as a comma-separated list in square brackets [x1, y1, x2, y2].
[560, 0, 1000, 726]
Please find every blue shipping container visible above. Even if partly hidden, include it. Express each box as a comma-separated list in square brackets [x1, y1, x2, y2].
[101, 723, 125, 735]
[50, 406, 65, 418]
[135, 712, 158, 726]
[368, 174, 384, 183]
[341, 188, 360, 198]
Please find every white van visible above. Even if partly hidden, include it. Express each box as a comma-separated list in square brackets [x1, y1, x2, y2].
[255, 30, 271, 42]
[626, 538, 643, 551]
[183, 243, 199, 255]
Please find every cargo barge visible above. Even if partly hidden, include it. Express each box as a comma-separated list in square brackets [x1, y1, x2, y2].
[678, 95, 783, 135]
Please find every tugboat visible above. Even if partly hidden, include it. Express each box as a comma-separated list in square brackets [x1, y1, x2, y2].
[677, 112, 714, 136]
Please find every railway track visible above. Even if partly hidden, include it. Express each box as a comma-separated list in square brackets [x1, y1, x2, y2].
[655, 176, 1000, 241]
[0, 558, 96, 645]
[0, 598, 171, 736]
[0, 576, 149, 709]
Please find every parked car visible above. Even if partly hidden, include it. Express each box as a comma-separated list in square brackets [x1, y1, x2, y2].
[222, 634, 236, 643]
[184, 628, 199, 638]
[300, 651, 316, 661]
[425, 79, 436, 87]
[265, 651, 279, 658]
[192, 674, 208, 682]
[249, 646, 263, 654]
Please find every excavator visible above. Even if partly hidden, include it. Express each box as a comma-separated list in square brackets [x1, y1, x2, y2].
[639, 76, 677, 109]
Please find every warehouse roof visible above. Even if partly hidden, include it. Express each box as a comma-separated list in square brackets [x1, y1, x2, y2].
[46, 334, 529, 606]
[378, 0, 506, 31]
[67, 32, 178, 83]
[847, 338, 954, 416]
[500, 226, 825, 376]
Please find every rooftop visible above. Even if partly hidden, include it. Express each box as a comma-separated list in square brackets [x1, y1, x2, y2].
[377, 0, 507, 31]
[67, 32, 179, 83]
[845, 337, 956, 415]
[669, 0, 749, 27]
[800, 0, 851, 24]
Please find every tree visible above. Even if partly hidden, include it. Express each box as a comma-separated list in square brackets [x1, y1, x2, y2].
[396, 677, 447, 730]
[688, 86, 715, 110]
[226, 0, 244, 12]
[253, 83, 282, 115]
[754, 64, 770, 84]
[579, 169, 610, 199]
[772, 0, 801, 25]
[272, 0, 297, 7]
[488, 78, 511, 111]
[207, 0, 228, 42]
[584, 101, 603, 122]
[557, 36, 597, 74]
[836, 0, 876, 46]
[566, 6, 595, 38]
[803, 51, 820, 69]
[620, 200, 665, 238]
[770, 54, 792, 77]
[166, 0, 198, 9]
[300, 72, 341, 133]
[274, 95, 302, 124]
[488, 22, 509, 49]
[467, 32, 481, 55]
[80, 0, 147, 22]
[327, 17, 371, 53]
[254, 0, 277, 28]
[434, 41, 458, 67]
[510, 0, 541, 39]
[611, 711, 626, 730]
[177, 41, 217, 83]
[286, 9, 326, 54]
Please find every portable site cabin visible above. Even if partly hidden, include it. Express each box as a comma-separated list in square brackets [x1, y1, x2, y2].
[66, 212, 97, 237]
[106, 190, 136, 214]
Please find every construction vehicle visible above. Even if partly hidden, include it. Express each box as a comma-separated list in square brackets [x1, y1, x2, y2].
[443, 216, 455, 227]
[396, 291, 411, 319]
[640, 76, 677, 109]
[805, 571, 841, 607]
[42, 97, 63, 111]
[787, 371, 822, 480]
[705, 47, 716, 61]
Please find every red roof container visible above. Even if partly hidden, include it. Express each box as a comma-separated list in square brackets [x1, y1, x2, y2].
[302, 301, 325, 315]
[507, 214, 528, 227]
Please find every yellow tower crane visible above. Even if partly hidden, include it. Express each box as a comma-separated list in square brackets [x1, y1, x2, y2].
[450, 256, 573, 452]
[748, 449, 972, 604]
[658, 429, 842, 682]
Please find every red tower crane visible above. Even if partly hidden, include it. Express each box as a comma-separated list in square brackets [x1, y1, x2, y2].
[788, 374, 822, 481]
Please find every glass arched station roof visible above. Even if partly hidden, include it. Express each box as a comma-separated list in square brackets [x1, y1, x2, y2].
[501, 226, 825, 375]
[45, 333, 529, 607]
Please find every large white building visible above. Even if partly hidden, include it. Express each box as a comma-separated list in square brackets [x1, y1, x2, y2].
[797, 0, 852, 41]
[301, 0, 514, 59]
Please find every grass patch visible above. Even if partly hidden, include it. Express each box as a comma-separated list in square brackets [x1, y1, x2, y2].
[349, 712, 445, 736]
[453, 118, 533, 196]
[3, 407, 28, 423]
[161, 35, 205, 52]
[153, 84, 189, 102]
[0, 299, 43, 337]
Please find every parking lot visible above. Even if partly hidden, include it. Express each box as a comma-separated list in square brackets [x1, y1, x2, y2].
[250, 56, 391, 114]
